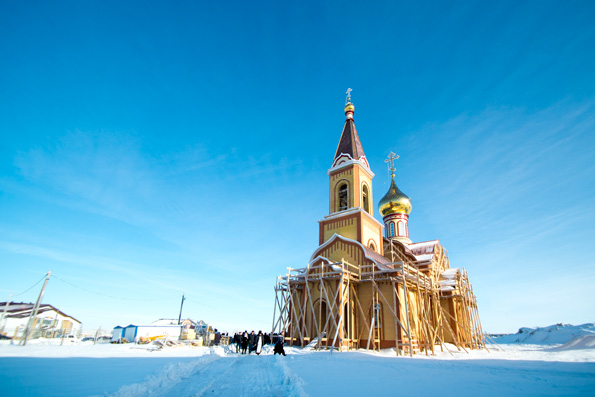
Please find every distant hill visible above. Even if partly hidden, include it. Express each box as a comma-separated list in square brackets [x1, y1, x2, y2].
[494, 323, 595, 347]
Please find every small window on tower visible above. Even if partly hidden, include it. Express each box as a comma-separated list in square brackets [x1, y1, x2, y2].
[389, 222, 395, 237]
[362, 185, 369, 213]
[338, 184, 348, 211]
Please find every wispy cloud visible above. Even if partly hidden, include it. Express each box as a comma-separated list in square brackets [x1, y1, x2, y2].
[13, 131, 217, 226]
[405, 100, 595, 241]
[10, 129, 311, 241]
[393, 100, 595, 332]
[0, 238, 248, 302]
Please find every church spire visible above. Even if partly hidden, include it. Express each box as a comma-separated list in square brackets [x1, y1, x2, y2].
[332, 89, 369, 169]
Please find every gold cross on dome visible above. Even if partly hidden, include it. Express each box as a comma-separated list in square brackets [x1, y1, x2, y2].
[346, 88, 352, 103]
[385, 152, 399, 176]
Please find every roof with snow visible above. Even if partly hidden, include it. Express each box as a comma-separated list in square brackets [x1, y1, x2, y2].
[0, 302, 81, 324]
[407, 240, 440, 262]
[438, 268, 460, 291]
[151, 319, 180, 326]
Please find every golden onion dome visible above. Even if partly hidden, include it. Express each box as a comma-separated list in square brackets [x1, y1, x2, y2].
[344, 101, 355, 114]
[378, 176, 412, 216]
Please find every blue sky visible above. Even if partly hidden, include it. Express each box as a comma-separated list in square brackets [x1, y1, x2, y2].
[1, 1, 594, 333]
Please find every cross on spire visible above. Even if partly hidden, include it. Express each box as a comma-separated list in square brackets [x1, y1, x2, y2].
[346, 88, 352, 103]
[385, 151, 399, 177]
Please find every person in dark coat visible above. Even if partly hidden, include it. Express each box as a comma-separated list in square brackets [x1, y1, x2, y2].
[248, 330, 256, 354]
[273, 339, 286, 356]
[233, 332, 241, 353]
[241, 331, 249, 354]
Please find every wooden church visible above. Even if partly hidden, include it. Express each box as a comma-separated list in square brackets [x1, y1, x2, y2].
[272, 94, 485, 355]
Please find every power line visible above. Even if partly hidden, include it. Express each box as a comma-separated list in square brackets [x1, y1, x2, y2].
[13, 274, 48, 297]
[50, 274, 174, 302]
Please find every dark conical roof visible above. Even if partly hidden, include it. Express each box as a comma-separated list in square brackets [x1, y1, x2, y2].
[334, 118, 365, 162]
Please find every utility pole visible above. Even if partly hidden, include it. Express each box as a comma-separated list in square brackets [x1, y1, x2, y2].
[0, 294, 12, 336]
[178, 292, 186, 325]
[94, 326, 101, 345]
[22, 271, 51, 346]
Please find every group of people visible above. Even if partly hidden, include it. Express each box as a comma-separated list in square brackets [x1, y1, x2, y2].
[232, 331, 286, 356]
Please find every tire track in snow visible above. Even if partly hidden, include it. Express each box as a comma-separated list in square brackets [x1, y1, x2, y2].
[165, 353, 306, 396]
[109, 351, 305, 397]
[109, 353, 222, 397]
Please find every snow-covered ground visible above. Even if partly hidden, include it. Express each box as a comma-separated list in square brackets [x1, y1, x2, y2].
[1, 324, 595, 396]
[494, 323, 595, 346]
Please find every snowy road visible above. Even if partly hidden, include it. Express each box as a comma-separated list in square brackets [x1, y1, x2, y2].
[2, 342, 595, 396]
[112, 351, 304, 397]
[108, 348, 595, 397]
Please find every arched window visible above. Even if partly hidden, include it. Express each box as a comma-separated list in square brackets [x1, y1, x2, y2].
[362, 184, 369, 213]
[344, 302, 350, 337]
[319, 300, 328, 335]
[398, 221, 404, 236]
[338, 183, 348, 211]
[369, 241, 376, 252]
[373, 303, 382, 329]
[389, 222, 395, 237]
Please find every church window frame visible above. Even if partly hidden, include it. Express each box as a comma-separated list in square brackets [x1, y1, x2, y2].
[343, 302, 350, 339]
[373, 302, 382, 329]
[389, 222, 395, 237]
[368, 240, 376, 252]
[336, 181, 349, 212]
[312, 298, 329, 338]
[397, 221, 404, 236]
[362, 183, 370, 213]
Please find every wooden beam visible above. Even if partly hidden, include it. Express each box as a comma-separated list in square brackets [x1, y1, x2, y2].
[391, 280, 400, 356]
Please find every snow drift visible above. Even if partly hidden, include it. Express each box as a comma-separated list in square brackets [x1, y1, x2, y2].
[494, 323, 595, 345]
[549, 335, 595, 351]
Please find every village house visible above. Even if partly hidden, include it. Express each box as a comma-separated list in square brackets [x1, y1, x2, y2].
[0, 302, 81, 340]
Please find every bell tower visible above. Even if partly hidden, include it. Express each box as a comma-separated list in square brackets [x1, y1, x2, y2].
[318, 92, 384, 254]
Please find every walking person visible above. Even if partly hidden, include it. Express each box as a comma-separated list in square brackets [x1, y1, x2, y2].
[248, 330, 256, 354]
[233, 332, 241, 353]
[241, 331, 249, 354]
[274, 338, 286, 356]
[255, 330, 264, 355]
